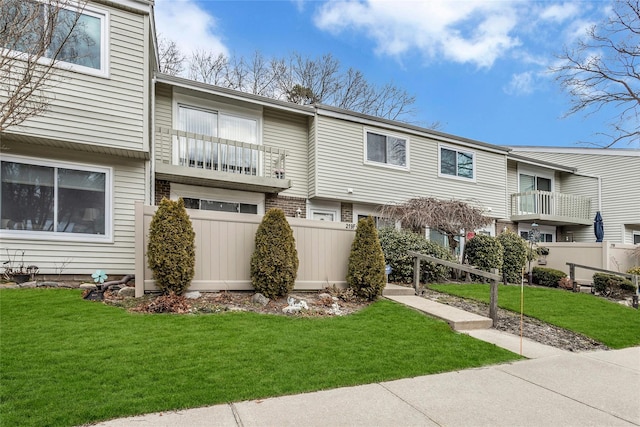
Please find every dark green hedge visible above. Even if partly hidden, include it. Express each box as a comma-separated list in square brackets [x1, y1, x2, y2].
[532, 266, 566, 287]
[378, 227, 454, 284]
[593, 273, 635, 293]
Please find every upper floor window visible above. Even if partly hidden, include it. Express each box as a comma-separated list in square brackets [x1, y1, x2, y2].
[1, 156, 111, 241]
[365, 130, 407, 169]
[0, 1, 108, 76]
[439, 145, 475, 180]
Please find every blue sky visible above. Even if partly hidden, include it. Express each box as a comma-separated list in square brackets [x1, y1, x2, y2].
[154, 0, 630, 148]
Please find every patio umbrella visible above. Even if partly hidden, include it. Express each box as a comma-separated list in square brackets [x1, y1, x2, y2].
[594, 211, 604, 242]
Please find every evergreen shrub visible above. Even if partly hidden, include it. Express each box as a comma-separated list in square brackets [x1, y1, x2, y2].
[147, 198, 195, 295]
[593, 273, 635, 293]
[496, 230, 528, 284]
[378, 227, 454, 284]
[531, 266, 566, 287]
[347, 216, 386, 300]
[250, 208, 299, 299]
[464, 234, 503, 281]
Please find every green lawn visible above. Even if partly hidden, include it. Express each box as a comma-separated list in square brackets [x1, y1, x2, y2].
[0, 289, 519, 427]
[431, 284, 640, 349]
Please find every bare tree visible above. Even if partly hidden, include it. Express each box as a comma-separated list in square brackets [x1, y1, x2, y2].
[0, 0, 88, 132]
[171, 44, 420, 123]
[157, 36, 184, 76]
[188, 50, 227, 85]
[380, 197, 492, 255]
[552, 0, 640, 148]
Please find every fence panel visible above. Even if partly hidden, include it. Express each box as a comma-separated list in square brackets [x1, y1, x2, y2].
[135, 202, 356, 295]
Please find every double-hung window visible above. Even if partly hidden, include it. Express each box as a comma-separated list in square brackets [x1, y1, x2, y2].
[439, 145, 475, 180]
[365, 131, 407, 169]
[177, 105, 259, 175]
[1, 157, 111, 239]
[0, 0, 108, 76]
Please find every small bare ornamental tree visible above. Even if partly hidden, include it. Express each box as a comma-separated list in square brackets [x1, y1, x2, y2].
[0, 0, 88, 132]
[381, 197, 492, 255]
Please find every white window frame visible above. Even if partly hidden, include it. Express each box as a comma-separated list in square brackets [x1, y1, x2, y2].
[173, 94, 263, 143]
[2, 1, 110, 78]
[307, 200, 340, 222]
[173, 95, 263, 171]
[353, 204, 399, 229]
[170, 183, 265, 214]
[438, 144, 476, 182]
[0, 154, 113, 242]
[633, 231, 640, 245]
[517, 165, 555, 193]
[518, 223, 556, 243]
[363, 128, 409, 171]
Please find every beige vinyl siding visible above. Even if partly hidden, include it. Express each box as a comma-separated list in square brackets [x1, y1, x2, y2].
[314, 115, 508, 218]
[155, 84, 173, 129]
[263, 109, 308, 198]
[7, 6, 147, 153]
[512, 151, 640, 244]
[1, 143, 145, 275]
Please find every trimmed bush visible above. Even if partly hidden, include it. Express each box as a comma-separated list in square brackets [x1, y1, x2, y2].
[464, 234, 503, 282]
[497, 230, 528, 284]
[347, 216, 386, 300]
[147, 198, 195, 295]
[250, 208, 299, 299]
[531, 266, 566, 287]
[378, 227, 454, 284]
[593, 273, 635, 294]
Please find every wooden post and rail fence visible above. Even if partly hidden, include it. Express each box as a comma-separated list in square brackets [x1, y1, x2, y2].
[408, 251, 502, 324]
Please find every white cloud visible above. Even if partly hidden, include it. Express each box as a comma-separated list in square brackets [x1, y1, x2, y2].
[503, 71, 535, 96]
[539, 3, 580, 23]
[154, 0, 228, 57]
[313, 0, 522, 69]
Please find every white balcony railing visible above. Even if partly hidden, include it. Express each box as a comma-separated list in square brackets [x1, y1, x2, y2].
[510, 191, 592, 224]
[155, 127, 287, 180]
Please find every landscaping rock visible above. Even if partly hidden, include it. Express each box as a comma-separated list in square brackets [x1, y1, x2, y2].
[118, 287, 135, 298]
[38, 281, 59, 288]
[184, 291, 201, 299]
[18, 281, 37, 288]
[251, 293, 269, 306]
[318, 293, 332, 300]
[79, 283, 97, 290]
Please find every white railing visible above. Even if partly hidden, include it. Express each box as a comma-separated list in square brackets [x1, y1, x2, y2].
[510, 191, 591, 221]
[155, 127, 287, 179]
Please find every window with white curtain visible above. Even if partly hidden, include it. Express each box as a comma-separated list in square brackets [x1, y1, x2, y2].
[177, 105, 259, 174]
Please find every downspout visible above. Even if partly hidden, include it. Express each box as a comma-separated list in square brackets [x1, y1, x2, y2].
[150, 76, 156, 206]
[574, 172, 602, 212]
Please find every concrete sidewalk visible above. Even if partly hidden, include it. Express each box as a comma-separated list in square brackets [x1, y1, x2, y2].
[94, 346, 640, 427]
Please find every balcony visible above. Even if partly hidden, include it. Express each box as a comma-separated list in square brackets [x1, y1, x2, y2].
[510, 191, 592, 225]
[154, 127, 291, 193]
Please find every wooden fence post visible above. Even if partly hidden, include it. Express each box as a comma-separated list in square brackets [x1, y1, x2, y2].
[489, 268, 499, 326]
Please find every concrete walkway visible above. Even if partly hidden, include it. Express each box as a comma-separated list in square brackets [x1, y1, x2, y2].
[91, 290, 640, 426]
[93, 347, 640, 427]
